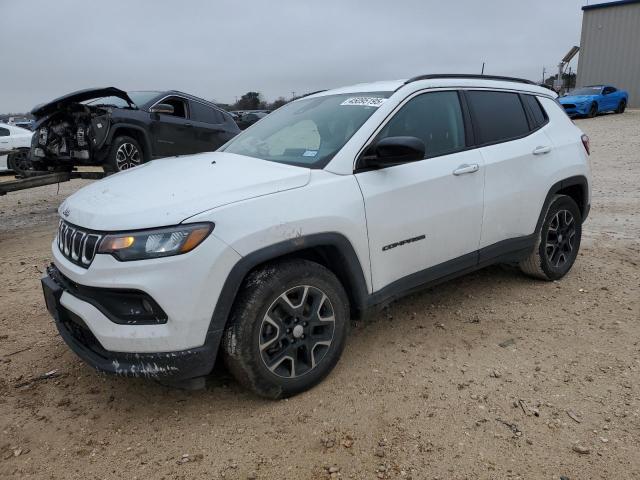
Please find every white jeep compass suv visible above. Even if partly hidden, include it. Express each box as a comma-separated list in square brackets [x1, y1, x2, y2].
[42, 75, 591, 398]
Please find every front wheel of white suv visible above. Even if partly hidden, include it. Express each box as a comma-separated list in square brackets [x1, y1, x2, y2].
[222, 259, 350, 399]
[520, 194, 583, 281]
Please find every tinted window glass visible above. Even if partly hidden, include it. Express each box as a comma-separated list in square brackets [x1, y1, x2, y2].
[603, 86, 616, 95]
[467, 91, 529, 144]
[377, 91, 465, 159]
[191, 101, 223, 124]
[522, 95, 547, 128]
[158, 97, 187, 118]
[0, 127, 9, 137]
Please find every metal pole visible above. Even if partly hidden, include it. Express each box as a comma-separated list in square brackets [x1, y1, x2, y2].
[481, 62, 485, 75]
[558, 62, 564, 93]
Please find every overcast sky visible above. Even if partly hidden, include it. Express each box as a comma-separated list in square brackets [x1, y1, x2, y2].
[1, 0, 589, 113]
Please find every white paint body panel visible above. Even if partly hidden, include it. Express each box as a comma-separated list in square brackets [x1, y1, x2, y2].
[355, 148, 484, 290]
[0, 123, 32, 155]
[60, 152, 310, 230]
[51, 78, 590, 355]
[480, 98, 590, 247]
[186, 170, 373, 292]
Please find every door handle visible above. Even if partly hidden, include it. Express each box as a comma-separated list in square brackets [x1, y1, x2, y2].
[532, 145, 552, 155]
[452, 163, 479, 176]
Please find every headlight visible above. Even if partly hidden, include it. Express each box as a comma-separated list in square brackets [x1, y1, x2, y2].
[98, 223, 213, 261]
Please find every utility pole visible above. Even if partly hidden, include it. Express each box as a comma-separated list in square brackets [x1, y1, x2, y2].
[481, 62, 485, 75]
[291, 91, 296, 100]
[542, 66, 546, 84]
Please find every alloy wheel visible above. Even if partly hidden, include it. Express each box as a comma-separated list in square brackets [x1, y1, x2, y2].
[259, 285, 336, 378]
[12, 150, 32, 172]
[115, 142, 141, 170]
[545, 209, 576, 268]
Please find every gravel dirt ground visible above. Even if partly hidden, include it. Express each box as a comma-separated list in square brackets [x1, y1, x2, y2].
[1, 112, 638, 480]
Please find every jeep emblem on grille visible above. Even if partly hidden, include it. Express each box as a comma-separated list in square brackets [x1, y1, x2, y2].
[62, 207, 71, 217]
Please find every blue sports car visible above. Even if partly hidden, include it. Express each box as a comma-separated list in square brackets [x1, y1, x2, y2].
[559, 85, 628, 118]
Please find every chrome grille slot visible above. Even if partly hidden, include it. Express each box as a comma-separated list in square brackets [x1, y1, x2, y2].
[57, 220, 103, 268]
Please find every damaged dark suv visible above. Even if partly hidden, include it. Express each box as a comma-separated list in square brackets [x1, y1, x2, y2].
[30, 87, 240, 172]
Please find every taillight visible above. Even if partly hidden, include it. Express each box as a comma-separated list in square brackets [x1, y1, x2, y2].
[581, 134, 590, 155]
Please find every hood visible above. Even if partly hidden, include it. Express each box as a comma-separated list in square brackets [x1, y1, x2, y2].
[559, 94, 597, 104]
[31, 87, 134, 118]
[59, 152, 311, 231]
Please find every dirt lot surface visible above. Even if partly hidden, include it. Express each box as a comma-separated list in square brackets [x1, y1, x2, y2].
[1, 112, 639, 479]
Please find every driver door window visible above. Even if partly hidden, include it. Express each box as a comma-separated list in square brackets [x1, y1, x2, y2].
[159, 97, 188, 118]
[375, 91, 466, 159]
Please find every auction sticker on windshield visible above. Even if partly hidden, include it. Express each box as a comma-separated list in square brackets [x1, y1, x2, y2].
[340, 97, 387, 107]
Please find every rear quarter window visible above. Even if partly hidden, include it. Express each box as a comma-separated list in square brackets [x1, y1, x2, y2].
[522, 95, 548, 129]
[191, 101, 223, 124]
[466, 91, 530, 144]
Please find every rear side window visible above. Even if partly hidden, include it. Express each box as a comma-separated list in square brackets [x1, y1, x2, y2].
[467, 91, 529, 144]
[0, 127, 9, 137]
[522, 95, 548, 129]
[191, 101, 223, 124]
[376, 91, 466, 159]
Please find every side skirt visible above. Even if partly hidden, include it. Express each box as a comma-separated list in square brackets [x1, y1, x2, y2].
[366, 234, 536, 309]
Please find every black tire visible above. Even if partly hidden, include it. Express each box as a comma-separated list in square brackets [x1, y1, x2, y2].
[222, 259, 350, 399]
[587, 102, 598, 118]
[519, 194, 582, 281]
[616, 100, 626, 114]
[103, 136, 143, 173]
[7, 149, 33, 176]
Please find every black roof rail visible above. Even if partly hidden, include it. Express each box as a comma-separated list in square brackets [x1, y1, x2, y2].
[404, 74, 536, 86]
[295, 89, 328, 99]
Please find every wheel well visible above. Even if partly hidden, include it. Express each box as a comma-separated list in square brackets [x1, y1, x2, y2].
[557, 184, 586, 219]
[111, 127, 149, 160]
[244, 246, 366, 318]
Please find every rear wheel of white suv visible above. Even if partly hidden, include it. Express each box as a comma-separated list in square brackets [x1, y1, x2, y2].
[222, 259, 350, 398]
[519, 194, 582, 281]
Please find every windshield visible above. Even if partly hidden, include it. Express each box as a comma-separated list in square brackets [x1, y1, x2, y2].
[84, 91, 160, 108]
[221, 92, 392, 168]
[567, 87, 602, 96]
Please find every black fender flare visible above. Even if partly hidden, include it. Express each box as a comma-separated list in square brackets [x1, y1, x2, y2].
[107, 123, 152, 161]
[206, 232, 369, 336]
[534, 175, 590, 234]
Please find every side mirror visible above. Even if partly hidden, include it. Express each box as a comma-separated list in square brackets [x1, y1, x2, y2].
[149, 103, 175, 115]
[359, 136, 425, 170]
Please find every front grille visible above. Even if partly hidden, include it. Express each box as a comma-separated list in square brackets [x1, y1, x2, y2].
[57, 220, 102, 268]
[563, 104, 576, 109]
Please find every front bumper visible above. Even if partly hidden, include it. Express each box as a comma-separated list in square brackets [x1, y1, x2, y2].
[42, 265, 221, 380]
[560, 104, 589, 117]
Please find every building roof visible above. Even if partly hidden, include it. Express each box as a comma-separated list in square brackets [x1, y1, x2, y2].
[582, 0, 640, 11]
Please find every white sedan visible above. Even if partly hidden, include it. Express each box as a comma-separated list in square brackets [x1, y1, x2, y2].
[0, 123, 33, 172]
